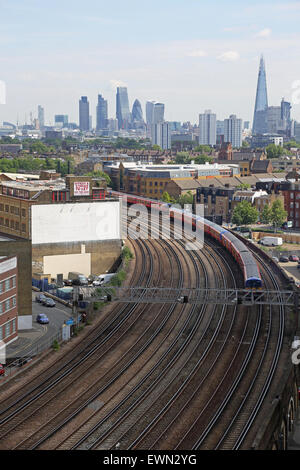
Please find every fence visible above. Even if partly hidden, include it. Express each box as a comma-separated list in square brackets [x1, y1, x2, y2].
[2, 329, 63, 380]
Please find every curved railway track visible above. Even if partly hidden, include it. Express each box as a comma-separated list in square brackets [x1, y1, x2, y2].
[0, 215, 288, 450]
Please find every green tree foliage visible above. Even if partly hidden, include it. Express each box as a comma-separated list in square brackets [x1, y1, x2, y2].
[85, 170, 111, 186]
[162, 191, 171, 203]
[265, 144, 285, 159]
[193, 154, 213, 164]
[177, 191, 194, 208]
[270, 199, 287, 230]
[260, 204, 272, 224]
[236, 183, 251, 190]
[174, 152, 190, 164]
[194, 144, 212, 154]
[232, 200, 258, 226]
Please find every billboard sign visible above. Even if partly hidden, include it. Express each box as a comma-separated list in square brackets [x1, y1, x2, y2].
[74, 181, 90, 196]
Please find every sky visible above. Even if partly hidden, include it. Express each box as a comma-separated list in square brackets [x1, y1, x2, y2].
[1, 0, 300, 127]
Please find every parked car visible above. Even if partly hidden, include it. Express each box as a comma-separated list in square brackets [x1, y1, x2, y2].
[0, 364, 4, 376]
[36, 293, 47, 303]
[43, 298, 56, 307]
[289, 254, 299, 262]
[279, 256, 289, 263]
[36, 313, 49, 324]
[272, 256, 279, 262]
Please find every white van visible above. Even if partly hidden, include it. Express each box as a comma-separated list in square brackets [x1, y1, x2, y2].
[93, 273, 115, 286]
[259, 236, 283, 246]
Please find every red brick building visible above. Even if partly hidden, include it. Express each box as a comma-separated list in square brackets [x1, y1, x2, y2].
[0, 256, 18, 346]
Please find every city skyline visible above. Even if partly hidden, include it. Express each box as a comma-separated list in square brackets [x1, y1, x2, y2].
[1, 1, 300, 125]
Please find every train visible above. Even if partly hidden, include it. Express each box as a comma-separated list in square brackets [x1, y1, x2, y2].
[109, 190, 263, 289]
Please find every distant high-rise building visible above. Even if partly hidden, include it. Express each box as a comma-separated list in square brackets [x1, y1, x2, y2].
[132, 99, 144, 123]
[55, 115, 68, 127]
[153, 103, 165, 124]
[198, 110, 216, 146]
[281, 98, 292, 135]
[266, 106, 281, 133]
[224, 114, 243, 148]
[146, 101, 156, 126]
[96, 94, 108, 130]
[243, 121, 250, 130]
[38, 105, 44, 128]
[89, 115, 92, 131]
[151, 122, 171, 149]
[252, 55, 268, 135]
[116, 87, 131, 129]
[79, 96, 90, 131]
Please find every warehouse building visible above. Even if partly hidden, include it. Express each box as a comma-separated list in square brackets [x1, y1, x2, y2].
[0, 175, 122, 329]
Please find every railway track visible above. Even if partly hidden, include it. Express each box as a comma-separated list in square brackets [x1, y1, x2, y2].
[0, 216, 288, 450]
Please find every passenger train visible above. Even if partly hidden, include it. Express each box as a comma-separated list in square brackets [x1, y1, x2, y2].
[109, 190, 263, 289]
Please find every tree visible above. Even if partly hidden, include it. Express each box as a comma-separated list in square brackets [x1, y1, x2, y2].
[232, 200, 258, 226]
[265, 144, 285, 159]
[85, 170, 111, 186]
[174, 152, 190, 164]
[177, 191, 194, 208]
[194, 144, 211, 154]
[162, 191, 171, 203]
[242, 140, 250, 148]
[270, 200, 287, 231]
[260, 204, 272, 224]
[193, 154, 213, 164]
[236, 183, 251, 190]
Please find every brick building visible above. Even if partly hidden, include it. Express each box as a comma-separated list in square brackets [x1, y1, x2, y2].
[0, 256, 18, 346]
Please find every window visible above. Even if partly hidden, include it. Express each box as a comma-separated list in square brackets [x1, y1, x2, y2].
[5, 279, 10, 291]
[0, 283, 2, 293]
[5, 205, 9, 212]
[12, 319, 16, 334]
[12, 277, 16, 288]
[21, 223, 26, 232]
[290, 202, 294, 208]
[0, 204, 3, 212]
[21, 209, 26, 217]
[0, 303, 2, 314]
[5, 219, 9, 227]
[291, 193, 294, 199]
[5, 322, 10, 338]
[10, 206, 14, 214]
[0, 326, 2, 340]
[12, 296, 16, 307]
[5, 299, 10, 311]
[15, 222, 19, 230]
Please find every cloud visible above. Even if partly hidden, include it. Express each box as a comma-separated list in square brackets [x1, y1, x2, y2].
[187, 50, 207, 57]
[217, 51, 240, 62]
[255, 28, 272, 38]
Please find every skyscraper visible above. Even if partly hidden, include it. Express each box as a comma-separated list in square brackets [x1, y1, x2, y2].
[96, 94, 108, 130]
[132, 99, 144, 123]
[224, 114, 243, 148]
[153, 103, 165, 124]
[151, 122, 171, 149]
[38, 105, 44, 129]
[146, 101, 156, 126]
[79, 96, 90, 131]
[55, 115, 68, 127]
[252, 55, 268, 135]
[198, 110, 216, 146]
[116, 87, 131, 129]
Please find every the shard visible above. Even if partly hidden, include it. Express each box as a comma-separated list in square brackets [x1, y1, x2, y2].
[252, 55, 268, 135]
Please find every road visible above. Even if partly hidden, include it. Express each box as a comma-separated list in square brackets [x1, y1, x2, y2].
[6, 292, 72, 360]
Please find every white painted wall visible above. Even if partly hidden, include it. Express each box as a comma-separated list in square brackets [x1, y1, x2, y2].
[31, 201, 121, 244]
[43, 252, 91, 278]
